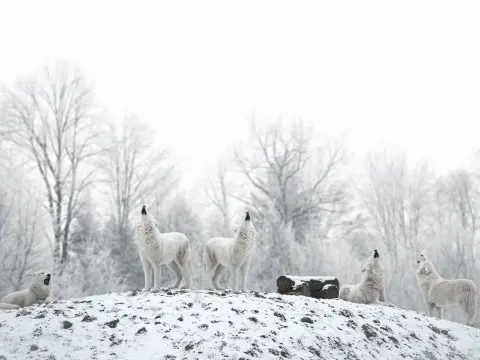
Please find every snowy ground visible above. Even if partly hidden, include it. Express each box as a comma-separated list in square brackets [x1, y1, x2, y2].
[0, 289, 479, 360]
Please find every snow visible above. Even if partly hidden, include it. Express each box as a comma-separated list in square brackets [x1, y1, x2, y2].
[323, 284, 336, 289]
[0, 289, 479, 360]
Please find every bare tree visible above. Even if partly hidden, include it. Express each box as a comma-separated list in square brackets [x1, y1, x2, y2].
[96, 116, 177, 288]
[0, 177, 48, 295]
[233, 116, 348, 243]
[357, 149, 434, 309]
[204, 157, 233, 236]
[434, 170, 479, 279]
[99, 116, 178, 237]
[0, 62, 102, 280]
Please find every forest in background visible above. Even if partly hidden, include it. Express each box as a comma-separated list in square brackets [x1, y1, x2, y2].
[0, 62, 478, 327]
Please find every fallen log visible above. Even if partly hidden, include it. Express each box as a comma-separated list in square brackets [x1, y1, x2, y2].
[277, 275, 339, 299]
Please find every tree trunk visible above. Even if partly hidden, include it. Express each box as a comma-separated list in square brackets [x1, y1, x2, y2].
[277, 275, 339, 299]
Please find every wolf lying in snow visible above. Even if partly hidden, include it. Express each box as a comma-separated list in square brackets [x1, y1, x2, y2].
[135, 205, 191, 289]
[204, 212, 255, 291]
[0, 270, 51, 309]
[339, 250, 394, 307]
[415, 254, 477, 326]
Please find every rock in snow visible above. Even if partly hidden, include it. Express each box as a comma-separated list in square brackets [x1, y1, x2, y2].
[0, 289, 479, 359]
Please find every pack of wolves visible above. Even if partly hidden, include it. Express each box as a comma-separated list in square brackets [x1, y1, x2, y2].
[1, 205, 477, 327]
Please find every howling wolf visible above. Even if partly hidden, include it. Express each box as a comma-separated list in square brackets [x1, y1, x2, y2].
[135, 205, 192, 289]
[204, 211, 255, 291]
[339, 250, 394, 306]
[0, 270, 51, 309]
[416, 254, 477, 326]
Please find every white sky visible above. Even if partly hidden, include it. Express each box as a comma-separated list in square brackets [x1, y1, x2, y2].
[1, 0, 479, 188]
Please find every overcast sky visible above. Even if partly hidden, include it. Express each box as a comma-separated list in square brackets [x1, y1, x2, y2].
[1, 0, 479, 188]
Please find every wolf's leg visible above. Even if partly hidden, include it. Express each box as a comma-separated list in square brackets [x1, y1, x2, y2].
[176, 247, 191, 289]
[203, 246, 218, 290]
[139, 252, 153, 290]
[436, 306, 443, 319]
[152, 263, 162, 290]
[239, 257, 252, 291]
[379, 285, 387, 302]
[427, 303, 436, 317]
[167, 262, 182, 288]
[212, 264, 225, 289]
[458, 297, 471, 325]
[232, 267, 239, 290]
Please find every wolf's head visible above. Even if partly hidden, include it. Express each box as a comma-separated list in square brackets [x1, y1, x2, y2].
[136, 205, 158, 237]
[29, 270, 51, 287]
[233, 211, 255, 241]
[416, 254, 435, 277]
[361, 250, 382, 272]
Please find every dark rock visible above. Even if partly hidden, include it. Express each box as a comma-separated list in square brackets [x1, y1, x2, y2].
[136, 327, 147, 335]
[105, 319, 119, 328]
[81, 315, 97, 322]
[339, 309, 354, 318]
[30, 344, 39, 351]
[301, 317, 314, 324]
[389, 336, 399, 345]
[62, 321, 73, 329]
[347, 320, 357, 329]
[274, 311, 286, 322]
[361, 324, 377, 339]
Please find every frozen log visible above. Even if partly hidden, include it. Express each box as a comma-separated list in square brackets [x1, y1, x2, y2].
[277, 275, 339, 299]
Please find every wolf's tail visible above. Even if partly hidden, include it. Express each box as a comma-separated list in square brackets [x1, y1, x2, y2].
[0, 303, 20, 310]
[466, 283, 477, 326]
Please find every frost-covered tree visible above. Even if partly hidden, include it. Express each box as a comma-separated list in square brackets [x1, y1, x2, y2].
[230, 117, 350, 290]
[357, 149, 434, 310]
[97, 116, 178, 290]
[59, 199, 124, 299]
[0, 166, 49, 296]
[234, 117, 348, 243]
[0, 62, 103, 299]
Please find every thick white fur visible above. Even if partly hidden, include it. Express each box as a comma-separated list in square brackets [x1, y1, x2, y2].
[415, 255, 477, 326]
[135, 208, 191, 289]
[0, 270, 51, 310]
[339, 251, 394, 306]
[204, 212, 255, 290]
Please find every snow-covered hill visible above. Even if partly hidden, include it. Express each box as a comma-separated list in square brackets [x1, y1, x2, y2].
[0, 289, 479, 360]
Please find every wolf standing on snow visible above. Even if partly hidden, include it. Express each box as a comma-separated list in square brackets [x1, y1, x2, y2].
[204, 211, 255, 291]
[339, 250, 394, 306]
[135, 205, 192, 289]
[415, 255, 477, 326]
[0, 270, 51, 309]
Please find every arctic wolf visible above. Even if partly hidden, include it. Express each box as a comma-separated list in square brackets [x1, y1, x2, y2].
[339, 250, 394, 306]
[135, 205, 191, 289]
[204, 212, 255, 290]
[0, 270, 51, 309]
[416, 254, 477, 326]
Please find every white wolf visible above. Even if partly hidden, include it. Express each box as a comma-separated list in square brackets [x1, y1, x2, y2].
[339, 250, 394, 306]
[204, 211, 255, 290]
[135, 205, 192, 289]
[415, 254, 477, 326]
[0, 270, 51, 310]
